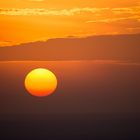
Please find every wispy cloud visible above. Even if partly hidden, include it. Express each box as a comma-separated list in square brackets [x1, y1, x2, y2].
[112, 7, 140, 14]
[0, 6, 139, 17]
[0, 6, 140, 36]
[85, 6, 140, 24]
[0, 7, 109, 16]
[86, 16, 140, 23]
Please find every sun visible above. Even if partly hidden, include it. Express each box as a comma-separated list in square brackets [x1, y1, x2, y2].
[24, 68, 57, 97]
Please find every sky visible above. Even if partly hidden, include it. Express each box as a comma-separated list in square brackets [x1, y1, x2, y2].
[0, 0, 140, 46]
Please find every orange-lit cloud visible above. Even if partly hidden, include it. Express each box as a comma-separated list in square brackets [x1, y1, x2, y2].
[112, 7, 140, 14]
[0, 8, 109, 16]
[0, 6, 140, 16]
[86, 16, 140, 23]
[0, 6, 139, 25]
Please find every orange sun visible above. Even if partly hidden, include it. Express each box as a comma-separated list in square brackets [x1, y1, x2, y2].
[24, 68, 57, 97]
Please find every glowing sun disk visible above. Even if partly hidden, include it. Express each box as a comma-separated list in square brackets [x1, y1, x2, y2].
[24, 68, 57, 97]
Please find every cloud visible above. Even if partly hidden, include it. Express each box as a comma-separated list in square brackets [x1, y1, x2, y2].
[0, 6, 139, 18]
[0, 7, 109, 16]
[86, 16, 140, 23]
[127, 27, 140, 31]
[112, 6, 140, 14]
[85, 6, 140, 24]
[0, 6, 140, 31]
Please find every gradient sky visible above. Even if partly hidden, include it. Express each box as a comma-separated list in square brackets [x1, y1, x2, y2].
[0, 0, 140, 46]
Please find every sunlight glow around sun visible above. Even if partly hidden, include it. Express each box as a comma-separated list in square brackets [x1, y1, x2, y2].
[24, 68, 57, 97]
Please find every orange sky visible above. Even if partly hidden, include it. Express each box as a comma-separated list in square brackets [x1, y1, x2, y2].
[0, 0, 140, 46]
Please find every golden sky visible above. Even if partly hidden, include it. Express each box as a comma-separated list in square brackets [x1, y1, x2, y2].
[0, 0, 140, 46]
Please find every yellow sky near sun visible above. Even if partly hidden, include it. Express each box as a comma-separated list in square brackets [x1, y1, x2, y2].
[0, 0, 140, 46]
